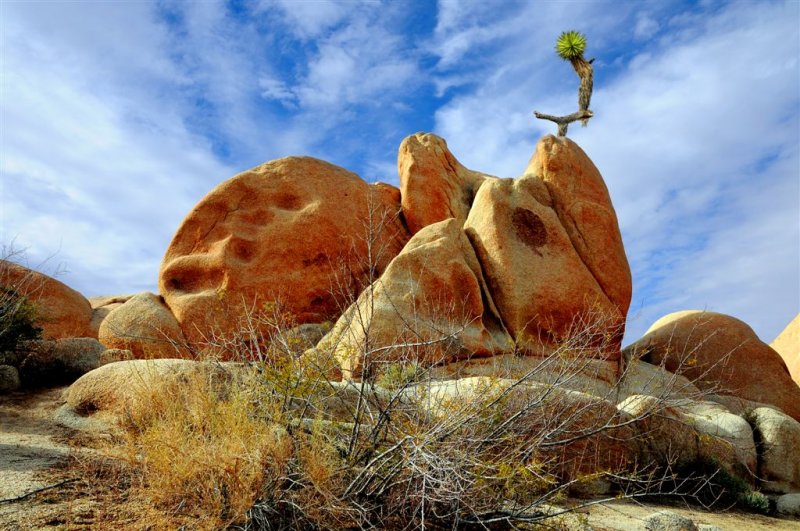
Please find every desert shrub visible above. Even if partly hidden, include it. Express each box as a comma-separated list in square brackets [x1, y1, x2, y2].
[0, 286, 41, 360]
[121, 368, 293, 529]
[374, 361, 425, 390]
[656, 457, 773, 515]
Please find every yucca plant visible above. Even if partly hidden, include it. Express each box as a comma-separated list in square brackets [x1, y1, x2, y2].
[555, 30, 593, 125]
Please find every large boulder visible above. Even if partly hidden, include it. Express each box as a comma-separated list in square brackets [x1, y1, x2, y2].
[771, 313, 799, 384]
[315, 218, 511, 379]
[159, 157, 409, 345]
[98, 292, 188, 359]
[398, 133, 494, 234]
[626, 311, 800, 422]
[464, 175, 624, 358]
[0, 261, 93, 339]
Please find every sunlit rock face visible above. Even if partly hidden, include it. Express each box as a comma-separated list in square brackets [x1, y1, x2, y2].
[626, 310, 800, 422]
[158, 156, 409, 345]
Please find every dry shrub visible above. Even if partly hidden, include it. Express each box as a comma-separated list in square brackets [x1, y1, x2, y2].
[121, 367, 293, 529]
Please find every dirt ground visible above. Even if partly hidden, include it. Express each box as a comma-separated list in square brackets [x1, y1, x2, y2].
[1, 387, 799, 530]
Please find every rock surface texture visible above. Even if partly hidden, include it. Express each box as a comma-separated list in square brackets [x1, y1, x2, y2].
[159, 157, 409, 344]
[771, 313, 800, 384]
[98, 292, 188, 359]
[0, 261, 93, 340]
[627, 311, 800, 422]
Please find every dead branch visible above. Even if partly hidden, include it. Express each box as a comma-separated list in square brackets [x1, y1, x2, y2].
[534, 109, 594, 137]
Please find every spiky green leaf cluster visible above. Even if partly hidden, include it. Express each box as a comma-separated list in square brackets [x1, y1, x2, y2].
[555, 30, 587, 60]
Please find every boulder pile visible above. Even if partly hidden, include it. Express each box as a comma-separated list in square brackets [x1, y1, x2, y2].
[3, 132, 799, 496]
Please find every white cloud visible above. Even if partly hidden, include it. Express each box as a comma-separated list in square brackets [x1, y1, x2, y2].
[1, 2, 233, 295]
[264, 0, 356, 40]
[634, 15, 660, 40]
[259, 76, 297, 106]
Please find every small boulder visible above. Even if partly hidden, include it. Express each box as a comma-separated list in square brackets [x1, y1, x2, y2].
[0, 365, 21, 393]
[748, 407, 800, 493]
[98, 292, 188, 359]
[771, 313, 799, 384]
[644, 511, 698, 531]
[775, 492, 800, 517]
[159, 157, 409, 345]
[626, 311, 800, 422]
[0, 260, 93, 339]
[618, 395, 756, 476]
[60, 359, 244, 431]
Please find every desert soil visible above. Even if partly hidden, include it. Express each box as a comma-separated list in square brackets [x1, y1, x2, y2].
[1, 387, 798, 530]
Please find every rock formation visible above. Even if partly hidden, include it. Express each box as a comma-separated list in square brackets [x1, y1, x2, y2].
[159, 157, 409, 344]
[0, 261, 93, 340]
[771, 313, 800, 384]
[314, 133, 631, 375]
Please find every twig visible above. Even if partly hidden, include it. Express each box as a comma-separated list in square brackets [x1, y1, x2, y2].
[0, 478, 78, 504]
[534, 109, 593, 136]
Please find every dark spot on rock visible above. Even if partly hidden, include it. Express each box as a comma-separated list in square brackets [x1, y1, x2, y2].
[310, 295, 325, 306]
[302, 252, 328, 267]
[272, 192, 303, 210]
[512, 208, 547, 249]
[231, 239, 255, 262]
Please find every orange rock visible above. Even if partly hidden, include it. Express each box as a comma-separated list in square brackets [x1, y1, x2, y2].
[771, 314, 800, 384]
[398, 133, 494, 235]
[464, 176, 624, 359]
[315, 218, 511, 379]
[524, 135, 632, 318]
[98, 292, 189, 359]
[627, 311, 800, 422]
[159, 157, 409, 345]
[0, 260, 93, 339]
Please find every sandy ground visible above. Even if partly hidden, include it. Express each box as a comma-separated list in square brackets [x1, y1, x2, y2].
[1, 387, 799, 530]
[0, 387, 109, 529]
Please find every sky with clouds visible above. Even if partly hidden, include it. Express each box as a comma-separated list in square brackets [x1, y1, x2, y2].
[1, 0, 798, 344]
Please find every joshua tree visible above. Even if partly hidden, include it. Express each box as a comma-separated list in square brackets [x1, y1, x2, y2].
[535, 30, 595, 136]
[556, 30, 594, 125]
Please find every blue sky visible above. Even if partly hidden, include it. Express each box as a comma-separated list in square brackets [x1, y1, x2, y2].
[1, 0, 798, 344]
